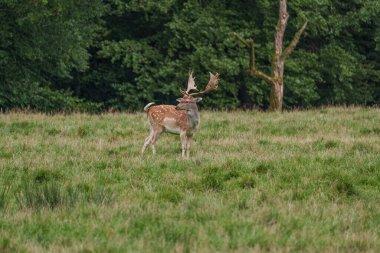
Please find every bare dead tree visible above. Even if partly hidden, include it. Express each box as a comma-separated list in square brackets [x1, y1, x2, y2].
[235, 0, 307, 111]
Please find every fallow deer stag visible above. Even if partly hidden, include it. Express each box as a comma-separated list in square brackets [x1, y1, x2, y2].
[141, 71, 220, 159]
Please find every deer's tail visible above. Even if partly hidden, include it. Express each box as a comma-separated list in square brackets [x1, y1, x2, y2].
[144, 102, 156, 112]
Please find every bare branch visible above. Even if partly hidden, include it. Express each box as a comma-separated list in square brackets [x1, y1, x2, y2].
[281, 21, 308, 60]
[247, 39, 255, 71]
[233, 32, 250, 48]
[246, 39, 273, 84]
[233, 33, 273, 84]
[250, 69, 274, 84]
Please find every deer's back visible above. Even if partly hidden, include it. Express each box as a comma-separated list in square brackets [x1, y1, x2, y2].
[146, 105, 187, 131]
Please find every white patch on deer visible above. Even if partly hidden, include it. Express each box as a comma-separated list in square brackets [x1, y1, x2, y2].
[163, 117, 180, 134]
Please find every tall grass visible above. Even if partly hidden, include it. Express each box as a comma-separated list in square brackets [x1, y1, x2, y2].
[0, 185, 10, 209]
[14, 174, 113, 210]
[0, 107, 379, 252]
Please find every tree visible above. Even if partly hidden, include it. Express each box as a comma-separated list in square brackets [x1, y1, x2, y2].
[235, 0, 307, 111]
[2, 0, 379, 112]
[0, 0, 106, 111]
[87, 1, 250, 110]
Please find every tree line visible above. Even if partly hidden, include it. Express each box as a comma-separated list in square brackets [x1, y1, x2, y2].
[1, 0, 379, 112]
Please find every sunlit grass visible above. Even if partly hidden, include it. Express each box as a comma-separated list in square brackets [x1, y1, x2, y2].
[0, 107, 379, 252]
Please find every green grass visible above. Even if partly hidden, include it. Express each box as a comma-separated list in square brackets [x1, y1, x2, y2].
[0, 107, 379, 252]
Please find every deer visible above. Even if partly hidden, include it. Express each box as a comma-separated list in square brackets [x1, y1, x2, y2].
[141, 71, 220, 159]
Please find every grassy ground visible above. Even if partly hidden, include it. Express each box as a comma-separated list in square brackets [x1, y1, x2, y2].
[0, 107, 379, 252]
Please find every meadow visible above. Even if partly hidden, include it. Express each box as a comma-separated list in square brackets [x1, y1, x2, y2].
[0, 107, 379, 252]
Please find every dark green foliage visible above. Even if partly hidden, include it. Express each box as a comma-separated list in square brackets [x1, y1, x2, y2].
[1, 0, 379, 111]
[0, 0, 106, 112]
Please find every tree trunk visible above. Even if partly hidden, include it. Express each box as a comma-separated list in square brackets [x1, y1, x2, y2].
[234, 0, 307, 112]
[269, 80, 284, 111]
[269, 0, 287, 111]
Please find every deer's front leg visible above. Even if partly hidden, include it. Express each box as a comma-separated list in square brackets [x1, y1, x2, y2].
[180, 131, 187, 159]
[186, 135, 193, 159]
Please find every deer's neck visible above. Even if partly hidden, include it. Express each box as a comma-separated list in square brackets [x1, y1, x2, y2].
[187, 107, 200, 129]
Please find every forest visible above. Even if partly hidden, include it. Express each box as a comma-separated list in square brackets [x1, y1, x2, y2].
[1, 0, 379, 112]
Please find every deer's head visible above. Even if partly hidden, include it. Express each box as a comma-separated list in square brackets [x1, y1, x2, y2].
[176, 71, 220, 110]
[175, 96, 202, 111]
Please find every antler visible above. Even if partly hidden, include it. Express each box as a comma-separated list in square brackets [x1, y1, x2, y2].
[187, 72, 220, 97]
[180, 70, 198, 95]
[186, 70, 198, 93]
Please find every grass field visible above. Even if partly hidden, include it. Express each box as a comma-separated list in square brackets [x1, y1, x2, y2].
[0, 107, 379, 252]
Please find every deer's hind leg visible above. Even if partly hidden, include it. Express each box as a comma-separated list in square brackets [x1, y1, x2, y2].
[141, 128, 154, 154]
[150, 127, 163, 155]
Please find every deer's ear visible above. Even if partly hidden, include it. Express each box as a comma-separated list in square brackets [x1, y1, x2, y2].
[194, 97, 202, 103]
[176, 98, 182, 103]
